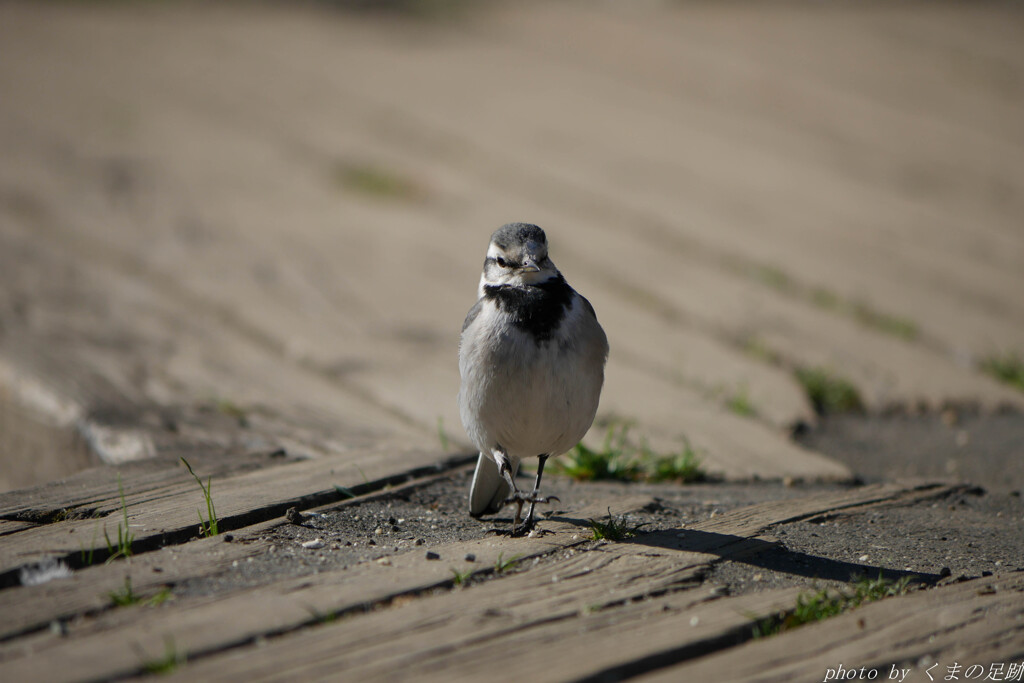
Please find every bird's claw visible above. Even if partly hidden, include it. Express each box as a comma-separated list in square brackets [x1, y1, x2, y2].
[503, 492, 559, 506]
[503, 492, 559, 536]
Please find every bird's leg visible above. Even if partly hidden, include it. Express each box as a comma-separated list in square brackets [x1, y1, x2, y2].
[501, 454, 559, 535]
[496, 455, 524, 535]
[521, 454, 558, 532]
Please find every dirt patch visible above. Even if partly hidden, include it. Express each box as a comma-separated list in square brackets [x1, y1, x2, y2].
[796, 411, 1024, 494]
[172, 464, 1024, 604]
[173, 468, 804, 598]
[709, 484, 1024, 595]
[695, 410, 1024, 594]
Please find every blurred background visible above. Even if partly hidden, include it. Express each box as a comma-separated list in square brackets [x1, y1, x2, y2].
[1, 0, 1022, 493]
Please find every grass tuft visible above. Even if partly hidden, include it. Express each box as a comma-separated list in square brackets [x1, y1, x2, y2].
[214, 399, 249, 427]
[726, 385, 757, 418]
[588, 508, 648, 542]
[103, 475, 134, 562]
[108, 576, 172, 608]
[181, 457, 219, 537]
[752, 265, 795, 293]
[108, 575, 140, 607]
[742, 335, 782, 365]
[810, 287, 841, 311]
[794, 367, 864, 415]
[324, 0, 471, 20]
[308, 607, 340, 624]
[450, 568, 473, 586]
[981, 351, 1024, 392]
[494, 552, 522, 574]
[334, 484, 357, 499]
[645, 440, 706, 484]
[332, 161, 422, 200]
[437, 416, 450, 453]
[851, 302, 919, 341]
[147, 586, 172, 607]
[752, 575, 912, 638]
[80, 523, 101, 567]
[553, 422, 644, 482]
[142, 637, 184, 675]
[741, 260, 919, 341]
[552, 421, 708, 484]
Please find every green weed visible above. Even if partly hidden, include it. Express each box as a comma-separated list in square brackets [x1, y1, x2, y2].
[553, 421, 708, 484]
[553, 422, 644, 482]
[644, 439, 707, 484]
[437, 416, 451, 452]
[450, 568, 473, 586]
[981, 351, 1024, 392]
[794, 367, 864, 415]
[494, 553, 522, 574]
[180, 457, 219, 537]
[308, 606, 340, 624]
[742, 335, 782, 365]
[108, 576, 172, 608]
[103, 475, 134, 562]
[810, 287, 841, 311]
[79, 523, 101, 567]
[752, 265, 795, 294]
[851, 302, 918, 340]
[740, 260, 919, 341]
[142, 637, 184, 675]
[214, 399, 248, 427]
[334, 484, 357, 499]
[108, 575, 140, 607]
[752, 575, 913, 638]
[323, 0, 474, 20]
[147, 586, 172, 607]
[588, 508, 648, 542]
[332, 161, 421, 200]
[726, 385, 756, 418]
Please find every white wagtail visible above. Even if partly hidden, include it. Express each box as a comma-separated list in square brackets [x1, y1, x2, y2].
[458, 223, 609, 535]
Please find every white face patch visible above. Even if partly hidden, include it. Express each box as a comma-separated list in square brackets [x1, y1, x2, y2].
[483, 239, 558, 289]
[486, 243, 506, 261]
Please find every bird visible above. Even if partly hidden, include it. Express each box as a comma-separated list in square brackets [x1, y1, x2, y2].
[458, 222, 609, 535]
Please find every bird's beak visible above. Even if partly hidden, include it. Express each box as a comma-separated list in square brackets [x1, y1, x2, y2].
[520, 258, 541, 273]
[521, 241, 544, 272]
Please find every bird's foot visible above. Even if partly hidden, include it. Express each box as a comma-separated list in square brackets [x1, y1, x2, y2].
[503, 492, 560, 537]
[509, 518, 555, 537]
[503, 491, 560, 507]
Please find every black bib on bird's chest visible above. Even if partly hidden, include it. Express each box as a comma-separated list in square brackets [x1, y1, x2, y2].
[484, 276, 574, 344]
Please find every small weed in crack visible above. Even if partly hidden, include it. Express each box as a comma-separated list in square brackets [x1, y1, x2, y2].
[553, 421, 708, 484]
[494, 553, 522, 574]
[181, 457, 219, 537]
[108, 575, 171, 608]
[140, 637, 184, 675]
[103, 475, 134, 562]
[588, 508, 648, 542]
[751, 574, 913, 638]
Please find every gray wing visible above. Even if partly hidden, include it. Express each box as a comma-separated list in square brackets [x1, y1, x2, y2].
[461, 298, 484, 333]
[462, 297, 514, 516]
[578, 293, 610, 361]
[579, 292, 601, 324]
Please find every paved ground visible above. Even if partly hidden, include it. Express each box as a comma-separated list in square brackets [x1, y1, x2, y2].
[2, 0, 1023, 491]
[0, 2, 1022, 681]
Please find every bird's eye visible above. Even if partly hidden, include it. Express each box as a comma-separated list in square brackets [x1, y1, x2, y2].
[495, 257, 508, 268]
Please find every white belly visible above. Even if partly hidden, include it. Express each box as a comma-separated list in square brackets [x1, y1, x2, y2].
[458, 300, 606, 462]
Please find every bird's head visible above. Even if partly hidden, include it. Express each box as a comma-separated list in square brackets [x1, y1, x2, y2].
[480, 223, 559, 291]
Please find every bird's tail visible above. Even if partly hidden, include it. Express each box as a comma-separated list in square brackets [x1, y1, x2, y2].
[468, 452, 518, 517]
